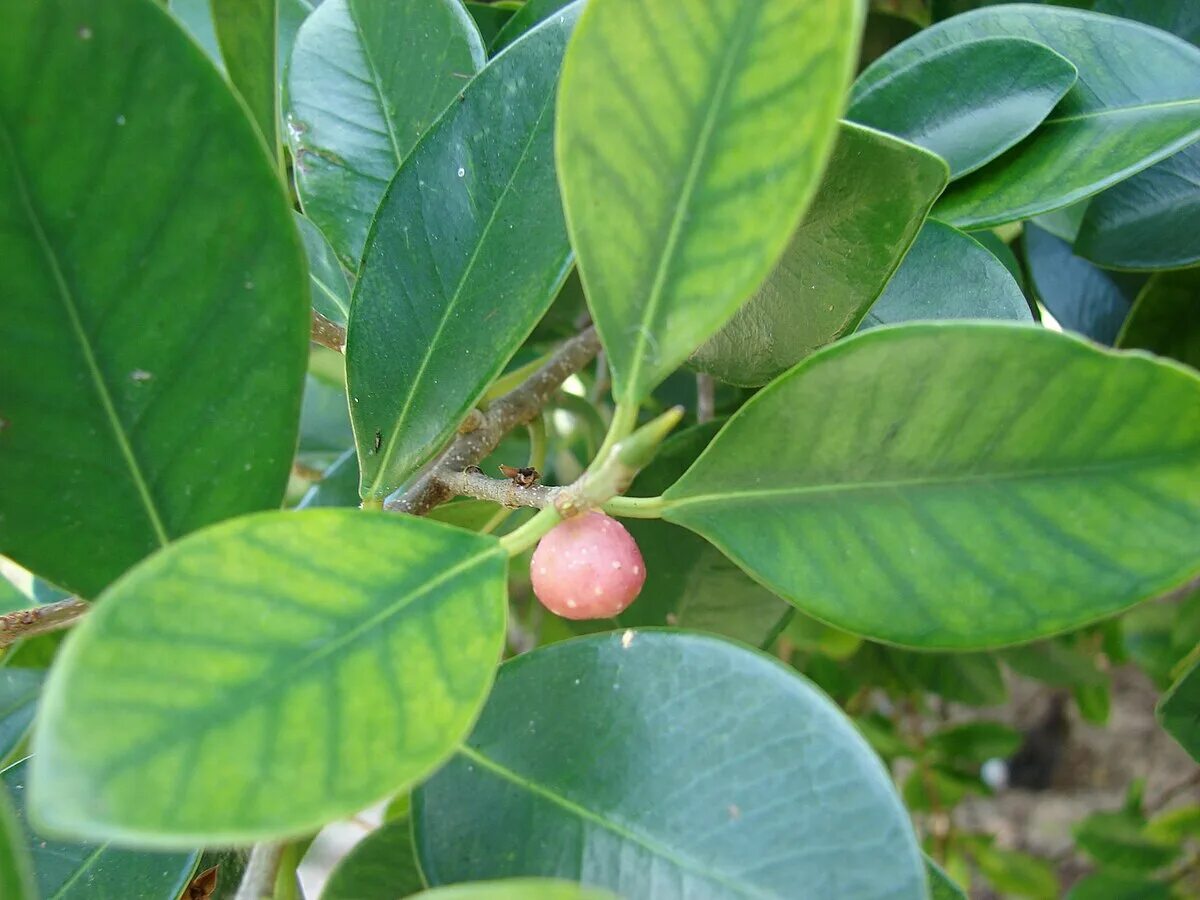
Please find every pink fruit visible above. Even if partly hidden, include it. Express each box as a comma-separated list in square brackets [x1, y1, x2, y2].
[529, 511, 646, 620]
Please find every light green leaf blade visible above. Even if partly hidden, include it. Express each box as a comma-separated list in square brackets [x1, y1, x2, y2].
[1158, 656, 1200, 762]
[30, 510, 507, 844]
[1117, 270, 1200, 371]
[295, 212, 351, 327]
[170, 0, 223, 64]
[860, 219, 1032, 328]
[848, 36, 1077, 178]
[689, 122, 948, 387]
[1092, 0, 1200, 44]
[558, 0, 864, 406]
[856, 5, 1200, 229]
[349, 11, 578, 500]
[212, 0, 279, 158]
[415, 881, 618, 900]
[286, 0, 486, 267]
[1076, 143, 1200, 272]
[3, 757, 198, 900]
[491, 0, 574, 51]
[925, 854, 967, 900]
[415, 632, 926, 898]
[0, 0, 308, 598]
[663, 324, 1200, 649]
[322, 807, 425, 900]
[0, 781, 35, 900]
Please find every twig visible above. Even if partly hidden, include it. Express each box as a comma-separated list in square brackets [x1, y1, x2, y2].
[311, 310, 346, 352]
[0, 598, 88, 649]
[696, 373, 715, 424]
[386, 327, 601, 515]
[441, 469, 561, 509]
[1148, 769, 1200, 813]
[234, 842, 285, 900]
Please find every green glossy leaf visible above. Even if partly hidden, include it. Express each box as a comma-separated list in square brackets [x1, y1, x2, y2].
[971, 230, 1025, 289]
[1024, 223, 1146, 344]
[31, 510, 507, 844]
[190, 848, 250, 900]
[1092, 0, 1200, 44]
[322, 809, 424, 900]
[0, 669, 41, 766]
[925, 855, 967, 900]
[927, 721, 1022, 762]
[212, 0, 278, 155]
[299, 373, 353, 465]
[1066, 873, 1170, 900]
[858, 5, 1200, 228]
[297, 447, 359, 508]
[0, 781, 35, 900]
[415, 632, 925, 898]
[1075, 144, 1200, 271]
[861, 219, 1032, 329]
[558, 0, 864, 405]
[491, 0, 574, 51]
[296, 212, 351, 326]
[604, 423, 788, 645]
[348, 11, 578, 500]
[1031, 200, 1088, 243]
[688, 122, 948, 386]
[662, 324, 1200, 649]
[415, 881, 617, 900]
[467, 2, 517, 47]
[286, 0, 485, 266]
[1117, 271, 1200, 372]
[170, 0, 223, 63]
[848, 37, 1076, 178]
[860, 645, 1008, 706]
[0, 0, 308, 598]
[1074, 809, 1180, 873]
[1122, 591, 1200, 689]
[3, 757, 198, 900]
[1002, 640, 1106, 689]
[1158, 656, 1200, 762]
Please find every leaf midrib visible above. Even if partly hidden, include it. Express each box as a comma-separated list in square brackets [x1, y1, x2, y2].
[346, 0, 404, 166]
[665, 449, 1198, 510]
[622, 4, 760, 403]
[0, 118, 170, 548]
[1045, 96, 1200, 126]
[455, 744, 779, 900]
[366, 84, 558, 497]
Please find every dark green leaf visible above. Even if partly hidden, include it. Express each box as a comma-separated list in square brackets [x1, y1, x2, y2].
[1158, 656, 1200, 762]
[1024, 223, 1146, 344]
[0, 0, 308, 598]
[902, 764, 984, 811]
[663, 324, 1200, 648]
[297, 448, 360, 509]
[299, 372, 353, 467]
[466, 2, 517, 47]
[848, 37, 1076, 178]
[212, 0, 278, 155]
[860, 219, 1032, 328]
[927, 721, 1022, 762]
[558, 0, 864, 406]
[0, 669, 41, 766]
[1117, 270, 1200, 371]
[349, 11, 578, 500]
[1091, 0, 1200, 44]
[1031, 201, 1088, 243]
[689, 122, 948, 386]
[286, 0, 486, 266]
[0, 781, 35, 900]
[414, 882, 618, 900]
[415, 632, 926, 898]
[191, 848, 250, 900]
[322, 808, 424, 900]
[296, 212, 351, 327]
[1073, 681, 1111, 725]
[858, 6, 1200, 228]
[882, 649, 1008, 706]
[1073, 809, 1180, 873]
[1122, 591, 1200, 689]
[1001, 640, 1106, 689]
[1066, 872, 1170, 900]
[3, 757, 198, 899]
[31, 510, 507, 844]
[971, 230, 1026, 290]
[1076, 144, 1200, 271]
[925, 855, 967, 900]
[170, 0, 223, 63]
[491, 0, 574, 51]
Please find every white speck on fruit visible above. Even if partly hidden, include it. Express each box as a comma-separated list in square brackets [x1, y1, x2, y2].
[611, 561, 621, 569]
[594, 586, 603, 595]
[632, 565, 641, 575]
[621, 629, 634, 648]
[538, 567, 546, 575]
[566, 598, 578, 609]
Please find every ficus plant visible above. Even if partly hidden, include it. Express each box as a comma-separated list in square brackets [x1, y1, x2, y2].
[0, 0, 1198, 897]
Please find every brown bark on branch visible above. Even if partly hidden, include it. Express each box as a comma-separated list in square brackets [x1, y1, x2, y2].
[0, 597, 88, 648]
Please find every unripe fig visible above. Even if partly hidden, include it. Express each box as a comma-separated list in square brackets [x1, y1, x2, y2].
[529, 511, 646, 620]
